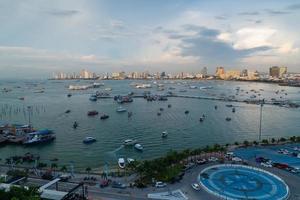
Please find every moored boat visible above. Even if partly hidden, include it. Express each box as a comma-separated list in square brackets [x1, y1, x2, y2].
[118, 158, 125, 169]
[100, 114, 109, 120]
[83, 137, 96, 144]
[87, 110, 99, 116]
[134, 143, 143, 151]
[116, 106, 127, 112]
[23, 129, 55, 145]
[124, 139, 137, 146]
[162, 131, 168, 138]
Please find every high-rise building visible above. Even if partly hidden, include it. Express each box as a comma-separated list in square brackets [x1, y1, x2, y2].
[279, 66, 287, 78]
[201, 67, 208, 77]
[269, 66, 280, 78]
[225, 70, 240, 80]
[215, 67, 225, 79]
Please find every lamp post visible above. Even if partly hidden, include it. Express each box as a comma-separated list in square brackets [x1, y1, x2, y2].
[258, 100, 264, 141]
[27, 106, 32, 127]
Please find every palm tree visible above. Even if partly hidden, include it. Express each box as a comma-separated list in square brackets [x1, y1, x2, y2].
[60, 165, 67, 173]
[86, 167, 91, 178]
[51, 163, 58, 176]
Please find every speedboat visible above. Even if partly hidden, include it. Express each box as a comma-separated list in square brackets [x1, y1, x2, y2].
[124, 139, 137, 146]
[87, 110, 99, 116]
[118, 158, 125, 169]
[73, 121, 78, 129]
[83, 137, 96, 144]
[100, 114, 109, 120]
[116, 106, 127, 113]
[226, 117, 232, 121]
[134, 143, 143, 151]
[23, 129, 55, 145]
[162, 131, 168, 138]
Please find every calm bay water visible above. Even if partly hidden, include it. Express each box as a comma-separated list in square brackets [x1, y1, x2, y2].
[0, 79, 300, 170]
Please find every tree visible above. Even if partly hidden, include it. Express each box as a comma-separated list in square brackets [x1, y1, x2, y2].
[86, 167, 91, 177]
[60, 165, 67, 173]
[243, 140, 249, 146]
[51, 163, 58, 176]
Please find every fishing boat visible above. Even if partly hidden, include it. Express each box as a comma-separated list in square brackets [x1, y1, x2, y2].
[124, 139, 137, 146]
[118, 158, 125, 169]
[23, 129, 55, 145]
[100, 114, 109, 120]
[116, 106, 127, 112]
[83, 137, 96, 144]
[65, 110, 71, 114]
[185, 110, 189, 114]
[162, 131, 168, 138]
[67, 93, 72, 97]
[232, 108, 236, 113]
[87, 110, 98, 116]
[134, 143, 143, 151]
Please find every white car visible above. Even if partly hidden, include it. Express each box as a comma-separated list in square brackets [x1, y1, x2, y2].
[191, 183, 201, 191]
[232, 157, 242, 162]
[261, 162, 272, 168]
[208, 157, 218, 162]
[155, 181, 167, 188]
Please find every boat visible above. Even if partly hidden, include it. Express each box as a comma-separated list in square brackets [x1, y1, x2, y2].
[214, 105, 218, 110]
[118, 158, 125, 169]
[67, 94, 72, 97]
[124, 139, 137, 146]
[23, 129, 55, 145]
[83, 137, 96, 144]
[87, 110, 98, 116]
[162, 131, 168, 138]
[134, 143, 143, 151]
[185, 110, 189, 114]
[65, 110, 71, 114]
[226, 117, 232, 121]
[157, 112, 161, 116]
[127, 158, 135, 164]
[128, 111, 133, 118]
[89, 95, 97, 101]
[168, 104, 172, 108]
[73, 121, 78, 129]
[116, 106, 127, 112]
[19, 97, 25, 100]
[100, 114, 109, 120]
[232, 108, 236, 113]
[189, 86, 197, 89]
[199, 117, 204, 122]
[104, 88, 112, 91]
[93, 82, 104, 88]
[179, 89, 187, 92]
[135, 84, 152, 89]
[160, 108, 164, 111]
[226, 104, 233, 107]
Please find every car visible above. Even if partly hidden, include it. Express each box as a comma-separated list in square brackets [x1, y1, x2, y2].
[191, 183, 201, 191]
[59, 174, 71, 182]
[155, 181, 167, 188]
[208, 157, 218, 162]
[196, 159, 207, 165]
[100, 179, 111, 188]
[261, 162, 272, 168]
[232, 157, 242, 162]
[111, 181, 126, 189]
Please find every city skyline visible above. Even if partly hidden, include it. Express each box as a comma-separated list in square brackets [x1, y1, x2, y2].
[1, 0, 300, 78]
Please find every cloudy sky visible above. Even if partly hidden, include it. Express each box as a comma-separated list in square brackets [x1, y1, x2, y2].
[0, 0, 300, 78]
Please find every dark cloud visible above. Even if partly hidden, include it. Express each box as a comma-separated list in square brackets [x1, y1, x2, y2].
[286, 3, 300, 10]
[265, 9, 290, 15]
[238, 11, 260, 16]
[182, 25, 220, 38]
[174, 26, 273, 65]
[47, 9, 80, 17]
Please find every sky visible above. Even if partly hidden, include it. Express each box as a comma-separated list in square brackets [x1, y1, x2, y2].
[0, 0, 300, 78]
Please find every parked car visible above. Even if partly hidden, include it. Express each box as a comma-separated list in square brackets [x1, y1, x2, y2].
[191, 183, 201, 191]
[100, 179, 111, 188]
[111, 181, 126, 189]
[208, 157, 218, 162]
[261, 162, 272, 168]
[155, 181, 167, 188]
[196, 159, 207, 165]
[232, 157, 242, 162]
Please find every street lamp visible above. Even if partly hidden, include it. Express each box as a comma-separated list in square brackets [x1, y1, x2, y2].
[258, 100, 264, 141]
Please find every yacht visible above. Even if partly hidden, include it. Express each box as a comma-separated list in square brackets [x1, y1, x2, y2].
[100, 114, 109, 120]
[116, 106, 127, 112]
[118, 158, 125, 169]
[83, 137, 96, 144]
[162, 131, 168, 138]
[134, 143, 143, 151]
[124, 139, 137, 146]
[23, 129, 55, 145]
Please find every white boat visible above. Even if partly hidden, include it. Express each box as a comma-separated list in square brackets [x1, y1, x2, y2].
[127, 158, 135, 163]
[118, 158, 125, 169]
[116, 106, 127, 112]
[69, 85, 92, 90]
[189, 85, 197, 89]
[162, 131, 168, 138]
[104, 87, 112, 91]
[135, 84, 152, 89]
[124, 139, 137, 146]
[83, 137, 96, 144]
[134, 143, 143, 151]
